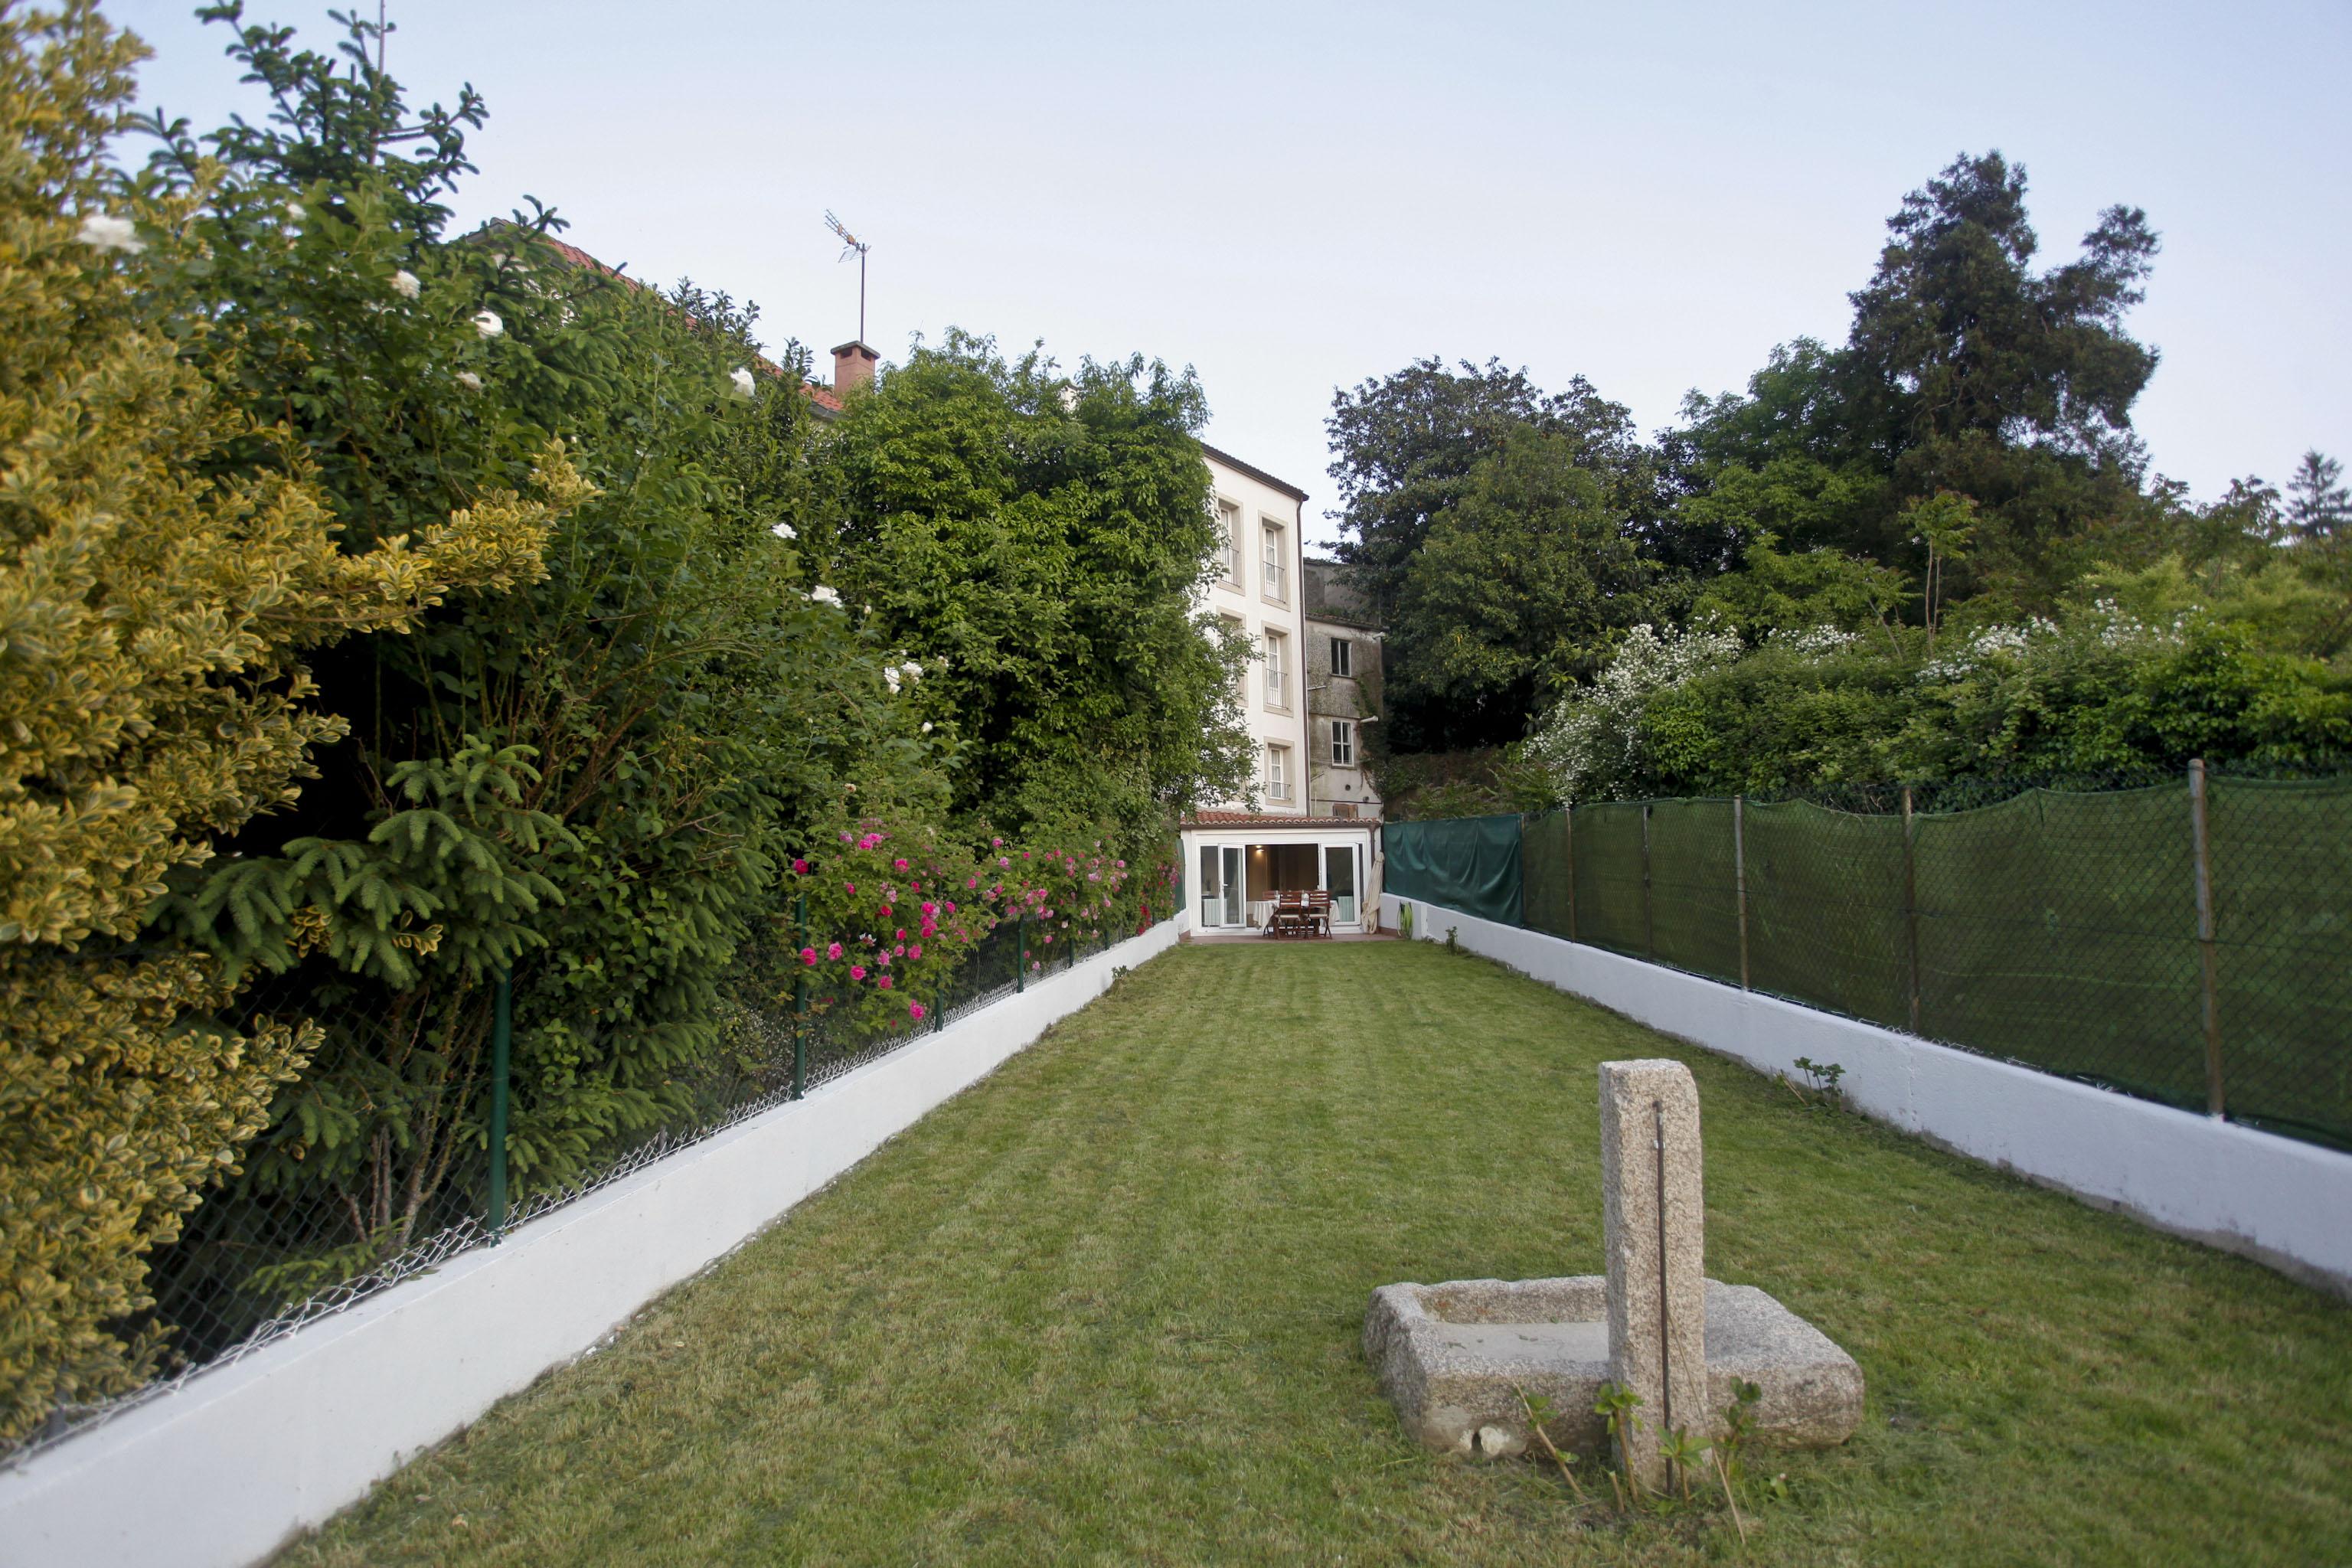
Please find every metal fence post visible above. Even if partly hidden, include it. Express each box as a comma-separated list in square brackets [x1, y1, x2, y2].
[1902, 786, 1922, 1034]
[792, 893, 808, 1101]
[1641, 803, 1655, 961]
[2189, 760, 2225, 1118]
[1016, 913, 1027, 991]
[1733, 795, 1749, 991]
[1565, 805, 1578, 944]
[488, 969, 511, 1240]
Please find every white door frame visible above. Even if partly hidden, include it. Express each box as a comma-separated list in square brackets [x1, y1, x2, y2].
[1197, 842, 1244, 929]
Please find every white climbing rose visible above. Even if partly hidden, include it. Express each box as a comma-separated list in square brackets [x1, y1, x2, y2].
[730, 367, 756, 398]
[809, 585, 841, 606]
[77, 214, 142, 253]
[770, 521, 796, 541]
[455, 371, 483, 391]
[472, 309, 504, 339]
[390, 270, 421, 299]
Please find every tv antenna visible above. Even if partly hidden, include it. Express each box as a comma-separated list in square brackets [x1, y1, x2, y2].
[825, 211, 871, 343]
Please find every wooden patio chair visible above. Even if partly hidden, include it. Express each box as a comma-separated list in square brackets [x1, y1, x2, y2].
[1270, 889, 1308, 938]
[1306, 889, 1334, 936]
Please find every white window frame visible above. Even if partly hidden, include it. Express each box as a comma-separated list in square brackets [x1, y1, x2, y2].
[1215, 499, 1242, 587]
[1261, 520, 1287, 604]
[1331, 718, 1354, 767]
[1263, 629, 1286, 710]
[1265, 743, 1290, 802]
[1331, 635, 1351, 678]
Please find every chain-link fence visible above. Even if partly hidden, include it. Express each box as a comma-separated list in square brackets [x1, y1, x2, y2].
[10, 907, 1167, 1466]
[1390, 766, 2352, 1155]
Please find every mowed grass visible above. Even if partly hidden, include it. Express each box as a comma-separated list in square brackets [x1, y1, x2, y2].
[281, 942, 2352, 1566]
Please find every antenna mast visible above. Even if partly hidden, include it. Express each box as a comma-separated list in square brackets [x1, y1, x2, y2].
[824, 211, 871, 343]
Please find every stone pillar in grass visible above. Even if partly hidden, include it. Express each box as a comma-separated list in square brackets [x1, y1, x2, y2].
[1599, 1058, 1707, 1492]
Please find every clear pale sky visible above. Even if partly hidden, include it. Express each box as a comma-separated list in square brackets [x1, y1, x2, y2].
[113, 0, 2350, 550]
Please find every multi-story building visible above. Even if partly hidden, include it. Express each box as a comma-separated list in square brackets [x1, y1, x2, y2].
[1302, 558, 1383, 820]
[1180, 447, 1382, 934]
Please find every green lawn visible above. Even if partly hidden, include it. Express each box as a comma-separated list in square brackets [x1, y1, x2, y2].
[280, 942, 2352, 1566]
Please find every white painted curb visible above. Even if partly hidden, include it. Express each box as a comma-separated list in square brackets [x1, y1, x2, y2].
[0, 917, 1184, 1568]
[1386, 895, 2352, 1298]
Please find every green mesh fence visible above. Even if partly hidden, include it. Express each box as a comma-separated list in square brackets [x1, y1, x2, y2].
[1913, 787, 2203, 1114]
[1649, 799, 1741, 984]
[1570, 803, 1647, 956]
[1394, 771, 2352, 1153]
[2204, 778, 2352, 1145]
[1521, 810, 1574, 939]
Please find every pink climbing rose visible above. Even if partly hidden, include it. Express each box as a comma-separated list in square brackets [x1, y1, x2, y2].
[910, 1002, 926, 1021]
[826, 942, 844, 960]
[850, 965, 867, 981]
[791, 858, 808, 875]
[799, 947, 818, 965]
[879, 975, 893, 990]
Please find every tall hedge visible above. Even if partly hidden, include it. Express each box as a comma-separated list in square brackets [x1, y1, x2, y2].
[0, 2, 570, 1446]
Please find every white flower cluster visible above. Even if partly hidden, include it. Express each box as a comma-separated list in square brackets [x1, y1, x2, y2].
[390, 269, 420, 300]
[770, 520, 796, 541]
[1916, 618, 2060, 681]
[2083, 597, 2187, 649]
[730, 367, 756, 398]
[76, 213, 142, 254]
[472, 310, 503, 340]
[1524, 621, 1743, 802]
[882, 658, 924, 695]
[1770, 623, 1857, 658]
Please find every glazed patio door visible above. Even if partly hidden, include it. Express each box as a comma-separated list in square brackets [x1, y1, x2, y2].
[1197, 844, 1244, 929]
[1322, 843, 1359, 926]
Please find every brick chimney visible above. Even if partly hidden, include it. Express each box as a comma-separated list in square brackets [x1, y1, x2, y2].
[832, 340, 878, 395]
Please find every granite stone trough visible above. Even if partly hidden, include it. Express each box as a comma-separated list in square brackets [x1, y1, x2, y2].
[1364, 1060, 1863, 1484]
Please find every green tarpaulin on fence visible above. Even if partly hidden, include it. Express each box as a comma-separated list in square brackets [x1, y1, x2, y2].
[1385, 814, 1523, 926]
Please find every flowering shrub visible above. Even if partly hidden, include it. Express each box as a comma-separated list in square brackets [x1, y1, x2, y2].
[784, 822, 1175, 1004]
[1524, 622, 1743, 802]
[786, 818, 990, 1028]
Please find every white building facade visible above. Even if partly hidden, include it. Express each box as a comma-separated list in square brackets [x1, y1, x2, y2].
[1184, 446, 1381, 933]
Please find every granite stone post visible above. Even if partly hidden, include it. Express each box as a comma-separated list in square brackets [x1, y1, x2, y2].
[1599, 1058, 1707, 1492]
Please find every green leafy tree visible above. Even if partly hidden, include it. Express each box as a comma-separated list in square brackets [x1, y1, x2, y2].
[817, 332, 1250, 845]
[2285, 450, 2349, 542]
[136, 6, 933, 1270]
[1390, 426, 1658, 744]
[1665, 152, 2167, 619]
[0, 2, 565, 1444]
[1327, 359, 1658, 747]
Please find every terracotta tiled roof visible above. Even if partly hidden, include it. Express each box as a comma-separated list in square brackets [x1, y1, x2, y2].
[1183, 811, 1381, 828]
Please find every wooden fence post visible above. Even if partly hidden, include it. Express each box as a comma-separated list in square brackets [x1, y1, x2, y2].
[2189, 760, 2224, 1118]
[1901, 786, 1922, 1035]
[1733, 795, 1749, 991]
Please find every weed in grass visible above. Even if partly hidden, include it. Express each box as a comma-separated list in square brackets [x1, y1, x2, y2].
[1785, 1055, 1847, 1109]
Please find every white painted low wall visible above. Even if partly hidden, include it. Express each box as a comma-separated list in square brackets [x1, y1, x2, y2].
[1386, 894, 2352, 1299]
[0, 918, 1183, 1568]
